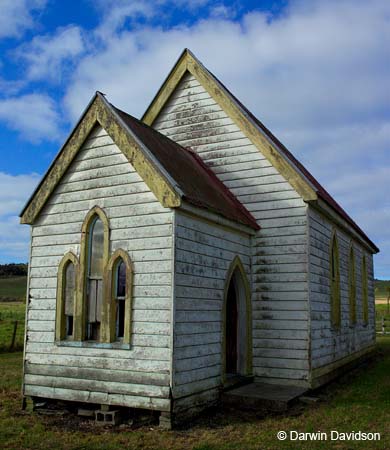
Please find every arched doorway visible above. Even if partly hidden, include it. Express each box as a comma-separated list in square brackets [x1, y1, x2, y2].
[223, 257, 252, 381]
[226, 278, 238, 374]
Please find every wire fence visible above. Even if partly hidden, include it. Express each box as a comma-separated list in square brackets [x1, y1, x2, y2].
[376, 316, 390, 335]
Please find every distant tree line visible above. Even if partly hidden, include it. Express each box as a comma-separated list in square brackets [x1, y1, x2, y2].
[0, 263, 28, 277]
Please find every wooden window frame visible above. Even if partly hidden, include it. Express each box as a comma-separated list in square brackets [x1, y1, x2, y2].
[348, 244, 357, 326]
[330, 231, 341, 329]
[55, 251, 79, 341]
[362, 255, 369, 325]
[74, 206, 110, 341]
[103, 249, 133, 344]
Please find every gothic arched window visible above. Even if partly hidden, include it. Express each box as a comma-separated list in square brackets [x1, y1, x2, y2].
[348, 245, 356, 325]
[56, 252, 78, 341]
[330, 233, 341, 329]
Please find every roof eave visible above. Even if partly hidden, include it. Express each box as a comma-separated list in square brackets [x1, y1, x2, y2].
[142, 48, 190, 125]
[180, 200, 258, 236]
[19, 92, 100, 220]
[310, 197, 379, 254]
[20, 92, 182, 225]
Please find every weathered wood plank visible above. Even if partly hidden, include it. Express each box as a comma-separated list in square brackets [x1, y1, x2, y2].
[24, 374, 170, 398]
[24, 385, 170, 411]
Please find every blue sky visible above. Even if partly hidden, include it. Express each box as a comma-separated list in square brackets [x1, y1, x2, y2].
[0, 0, 389, 278]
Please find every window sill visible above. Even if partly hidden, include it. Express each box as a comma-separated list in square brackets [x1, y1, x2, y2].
[55, 340, 131, 350]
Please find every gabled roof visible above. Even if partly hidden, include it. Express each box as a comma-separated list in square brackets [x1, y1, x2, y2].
[142, 49, 379, 253]
[20, 92, 259, 230]
[112, 105, 259, 230]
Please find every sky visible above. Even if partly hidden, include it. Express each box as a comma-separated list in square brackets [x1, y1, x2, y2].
[0, 0, 389, 278]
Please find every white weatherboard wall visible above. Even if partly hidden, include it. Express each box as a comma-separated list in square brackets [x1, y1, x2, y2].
[24, 125, 173, 411]
[172, 211, 251, 416]
[308, 207, 376, 377]
[153, 72, 311, 387]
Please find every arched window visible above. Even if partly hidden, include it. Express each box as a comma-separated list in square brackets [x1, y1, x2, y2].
[362, 255, 369, 325]
[115, 258, 126, 338]
[56, 252, 78, 341]
[330, 233, 341, 329]
[348, 245, 356, 325]
[103, 249, 133, 344]
[74, 206, 109, 342]
[86, 215, 104, 340]
[64, 262, 75, 336]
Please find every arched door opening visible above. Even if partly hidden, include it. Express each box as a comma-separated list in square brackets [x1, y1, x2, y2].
[223, 258, 252, 381]
[226, 278, 238, 374]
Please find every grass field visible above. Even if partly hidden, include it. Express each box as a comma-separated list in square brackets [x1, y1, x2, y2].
[0, 277, 27, 352]
[376, 303, 390, 334]
[0, 276, 27, 301]
[374, 279, 390, 298]
[0, 280, 389, 448]
[0, 339, 389, 449]
[0, 302, 25, 352]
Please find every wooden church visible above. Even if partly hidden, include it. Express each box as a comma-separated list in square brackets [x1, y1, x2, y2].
[20, 49, 378, 427]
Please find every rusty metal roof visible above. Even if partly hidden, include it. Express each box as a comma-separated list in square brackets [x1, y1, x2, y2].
[111, 104, 260, 230]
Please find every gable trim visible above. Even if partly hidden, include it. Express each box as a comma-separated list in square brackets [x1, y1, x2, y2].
[142, 49, 378, 253]
[20, 93, 181, 224]
[142, 49, 318, 202]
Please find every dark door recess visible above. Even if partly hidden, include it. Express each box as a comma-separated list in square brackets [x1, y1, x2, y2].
[226, 280, 238, 374]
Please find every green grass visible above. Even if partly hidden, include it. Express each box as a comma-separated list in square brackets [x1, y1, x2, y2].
[0, 279, 388, 447]
[0, 276, 27, 301]
[0, 339, 389, 449]
[0, 302, 25, 352]
[376, 303, 390, 334]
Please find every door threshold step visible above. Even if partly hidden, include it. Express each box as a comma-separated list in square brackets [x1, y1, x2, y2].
[222, 382, 307, 412]
[223, 375, 254, 392]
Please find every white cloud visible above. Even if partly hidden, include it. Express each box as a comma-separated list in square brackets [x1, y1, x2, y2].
[1, 0, 389, 274]
[15, 26, 85, 82]
[0, 216, 31, 261]
[209, 4, 236, 19]
[0, 94, 61, 142]
[63, 0, 390, 125]
[92, 0, 214, 41]
[0, 77, 25, 96]
[60, 0, 389, 275]
[0, 172, 41, 262]
[93, 0, 155, 41]
[0, 0, 47, 39]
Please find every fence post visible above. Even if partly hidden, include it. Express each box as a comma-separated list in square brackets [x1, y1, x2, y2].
[382, 317, 385, 335]
[10, 320, 18, 351]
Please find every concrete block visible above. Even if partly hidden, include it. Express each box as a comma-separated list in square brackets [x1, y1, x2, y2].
[95, 409, 121, 426]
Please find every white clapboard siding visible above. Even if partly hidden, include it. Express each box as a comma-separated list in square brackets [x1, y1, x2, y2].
[25, 125, 174, 409]
[153, 71, 310, 387]
[23, 385, 170, 411]
[171, 212, 251, 405]
[308, 206, 376, 373]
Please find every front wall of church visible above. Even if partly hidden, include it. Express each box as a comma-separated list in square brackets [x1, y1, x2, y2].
[24, 125, 174, 410]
